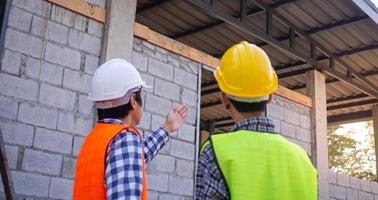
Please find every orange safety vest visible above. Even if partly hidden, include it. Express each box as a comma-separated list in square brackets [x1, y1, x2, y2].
[73, 123, 147, 200]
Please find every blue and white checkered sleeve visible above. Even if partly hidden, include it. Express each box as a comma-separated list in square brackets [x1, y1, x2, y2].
[105, 130, 143, 200]
[196, 144, 229, 200]
[142, 127, 169, 163]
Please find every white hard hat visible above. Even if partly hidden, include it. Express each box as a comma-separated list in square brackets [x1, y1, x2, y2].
[88, 59, 151, 109]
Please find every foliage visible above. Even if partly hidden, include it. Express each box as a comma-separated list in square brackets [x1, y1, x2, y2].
[328, 121, 376, 181]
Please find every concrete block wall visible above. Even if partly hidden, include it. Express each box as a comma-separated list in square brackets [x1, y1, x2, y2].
[329, 171, 378, 200]
[268, 94, 312, 157]
[132, 38, 199, 200]
[0, 0, 106, 199]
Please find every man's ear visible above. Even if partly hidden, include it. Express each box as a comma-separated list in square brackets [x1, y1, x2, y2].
[130, 95, 136, 109]
[220, 92, 231, 110]
[267, 94, 273, 104]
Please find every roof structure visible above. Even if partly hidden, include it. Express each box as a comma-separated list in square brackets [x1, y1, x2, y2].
[135, 0, 378, 130]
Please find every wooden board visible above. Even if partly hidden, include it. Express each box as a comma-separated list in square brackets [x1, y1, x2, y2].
[275, 86, 313, 108]
[46, 0, 106, 23]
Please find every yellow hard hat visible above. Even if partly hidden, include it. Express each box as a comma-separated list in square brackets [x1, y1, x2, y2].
[214, 41, 278, 98]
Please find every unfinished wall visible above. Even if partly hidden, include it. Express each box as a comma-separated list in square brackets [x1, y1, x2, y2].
[0, 0, 105, 199]
[268, 94, 312, 157]
[329, 171, 378, 200]
[131, 37, 199, 200]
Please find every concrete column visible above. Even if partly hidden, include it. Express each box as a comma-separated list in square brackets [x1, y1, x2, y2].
[373, 105, 378, 179]
[306, 70, 329, 200]
[101, 0, 137, 62]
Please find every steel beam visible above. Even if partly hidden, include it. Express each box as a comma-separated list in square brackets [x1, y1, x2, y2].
[289, 68, 378, 90]
[136, 0, 170, 14]
[212, 14, 369, 57]
[254, 14, 369, 48]
[185, 0, 316, 63]
[240, 0, 247, 22]
[174, 2, 367, 41]
[250, 0, 378, 96]
[184, 0, 378, 97]
[328, 110, 372, 125]
[327, 93, 369, 104]
[275, 43, 378, 71]
[278, 67, 315, 79]
[173, 0, 295, 39]
[327, 99, 378, 111]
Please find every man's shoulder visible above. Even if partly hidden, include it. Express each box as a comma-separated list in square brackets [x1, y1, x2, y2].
[108, 129, 140, 147]
[199, 141, 216, 162]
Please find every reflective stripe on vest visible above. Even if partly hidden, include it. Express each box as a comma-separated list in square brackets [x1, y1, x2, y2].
[207, 130, 317, 200]
[73, 123, 147, 200]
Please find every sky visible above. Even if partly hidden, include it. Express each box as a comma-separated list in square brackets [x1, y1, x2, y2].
[335, 121, 372, 146]
[372, 0, 378, 6]
[334, 121, 375, 171]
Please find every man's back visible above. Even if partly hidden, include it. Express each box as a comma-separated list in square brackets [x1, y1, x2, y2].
[211, 130, 317, 200]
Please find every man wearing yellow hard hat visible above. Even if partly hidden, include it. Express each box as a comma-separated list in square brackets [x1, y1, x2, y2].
[195, 41, 317, 200]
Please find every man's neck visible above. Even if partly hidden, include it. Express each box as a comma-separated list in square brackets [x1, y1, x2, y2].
[233, 111, 265, 124]
[120, 115, 135, 126]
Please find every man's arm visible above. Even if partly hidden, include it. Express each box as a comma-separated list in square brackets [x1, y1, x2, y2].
[196, 144, 229, 200]
[143, 104, 189, 163]
[105, 131, 143, 200]
[142, 127, 169, 163]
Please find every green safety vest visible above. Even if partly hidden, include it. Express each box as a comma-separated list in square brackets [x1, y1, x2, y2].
[201, 130, 317, 200]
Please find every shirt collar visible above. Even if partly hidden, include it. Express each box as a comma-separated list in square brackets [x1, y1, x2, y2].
[99, 118, 127, 126]
[230, 116, 276, 133]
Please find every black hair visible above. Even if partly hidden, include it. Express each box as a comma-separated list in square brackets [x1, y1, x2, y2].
[97, 89, 143, 120]
[228, 98, 268, 113]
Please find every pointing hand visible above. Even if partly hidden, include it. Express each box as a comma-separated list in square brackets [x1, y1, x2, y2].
[163, 104, 189, 133]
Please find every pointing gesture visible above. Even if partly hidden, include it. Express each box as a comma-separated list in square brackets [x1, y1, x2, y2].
[163, 104, 189, 133]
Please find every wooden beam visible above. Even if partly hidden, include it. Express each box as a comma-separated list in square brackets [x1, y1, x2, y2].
[306, 70, 329, 199]
[46, 0, 106, 23]
[275, 86, 312, 107]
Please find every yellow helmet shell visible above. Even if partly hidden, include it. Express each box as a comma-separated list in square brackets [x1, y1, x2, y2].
[214, 41, 278, 98]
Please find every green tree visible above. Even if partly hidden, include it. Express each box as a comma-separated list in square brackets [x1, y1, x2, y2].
[328, 122, 376, 181]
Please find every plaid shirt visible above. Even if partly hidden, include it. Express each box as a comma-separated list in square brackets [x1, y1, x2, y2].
[101, 118, 169, 200]
[195, 117, 276, 200]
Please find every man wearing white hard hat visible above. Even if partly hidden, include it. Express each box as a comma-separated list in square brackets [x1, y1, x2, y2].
[73, 59, 189, 200]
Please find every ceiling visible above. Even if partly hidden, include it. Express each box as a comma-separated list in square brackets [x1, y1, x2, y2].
[135, 0, 378, 128]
